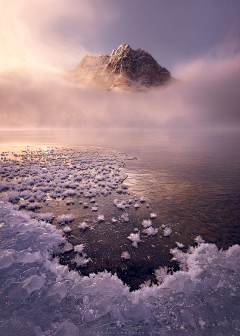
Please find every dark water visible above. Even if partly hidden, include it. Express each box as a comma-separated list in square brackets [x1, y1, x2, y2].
[1, 128, 240, 289]
[119, 130, 240, 250]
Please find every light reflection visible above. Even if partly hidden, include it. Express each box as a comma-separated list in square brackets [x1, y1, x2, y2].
[0, 129, 239, 251]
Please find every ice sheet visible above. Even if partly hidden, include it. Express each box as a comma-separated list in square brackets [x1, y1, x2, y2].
[0, 201, 240, 335]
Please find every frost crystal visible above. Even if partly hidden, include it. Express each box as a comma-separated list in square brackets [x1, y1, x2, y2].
[143, 226, 158, 236]
[142, 219, 152, 228]
[127, 233, 140, 248]
[78, 221, 89, 231]
[163, 227, 172, 237]
[121, 251, 130, 259]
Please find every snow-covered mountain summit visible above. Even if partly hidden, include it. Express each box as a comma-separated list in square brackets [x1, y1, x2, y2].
[72, 44, 175, 90]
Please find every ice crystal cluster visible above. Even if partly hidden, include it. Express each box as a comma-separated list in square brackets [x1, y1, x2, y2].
[0, 147, 240, 335]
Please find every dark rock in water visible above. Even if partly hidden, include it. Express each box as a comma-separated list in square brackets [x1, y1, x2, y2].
[72, 44, 178, 90]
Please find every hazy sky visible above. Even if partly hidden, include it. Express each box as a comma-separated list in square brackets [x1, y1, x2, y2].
[71, 0, 240, 71]
[1, 0, 240, 72]
[0, 0, 239, 129]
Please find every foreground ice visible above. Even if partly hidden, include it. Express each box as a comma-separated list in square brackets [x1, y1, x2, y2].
[1, 146, 240, 335]
[127, 232, 141, 248]
[0, 198, 240, 335]
[1, 201, 240, 335]
[1, 147, 157, 255]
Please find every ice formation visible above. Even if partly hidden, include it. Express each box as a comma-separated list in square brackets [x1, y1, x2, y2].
[127, 232, 141, 248]
[163, 227, 172, 237]
[27, 202, 41, 211]
[8, 191, 20, 203]
[97, 214, 104, 222]
[73, 255, 90, 267]
[176, 241, 185, 248]
[121, 251, 131, 259]
[150, 212, 157, 219]
[140, 196, 147, 203]
[34, 212, 54, 223]
[121, 213, 129, 222]
[142, 219, 152, 228]
[57, 214, 75, 225]
[78, 221, 89, 231]
[62, 226, 71, 233]
[74, 244, 85, 254]
[154, 266, 168, 283]
[142, 226, 158, 236]
[113, 198, 126, 210]
[0, 201, 240, 335]
[0, 147, 240, 335]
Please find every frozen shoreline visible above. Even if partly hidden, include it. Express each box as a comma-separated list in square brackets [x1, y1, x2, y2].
[0, 146, 178, 289]
[0, 146, 240, 335]
[1, 201, 240, 335]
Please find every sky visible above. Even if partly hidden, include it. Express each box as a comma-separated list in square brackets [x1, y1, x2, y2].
[81, 0, 240, 72]
[0, 0, 239, 129]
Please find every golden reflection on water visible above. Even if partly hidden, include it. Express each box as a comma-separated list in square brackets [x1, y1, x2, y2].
[1, 128, 240, 251]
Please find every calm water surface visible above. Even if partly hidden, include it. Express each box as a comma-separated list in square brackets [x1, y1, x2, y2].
[1, 128, 240, 247]
[1, 129, 240, 288]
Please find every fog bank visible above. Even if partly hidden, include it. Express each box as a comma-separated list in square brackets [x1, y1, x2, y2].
[0, 0, 239, 130]
[0, 51, 239, 130]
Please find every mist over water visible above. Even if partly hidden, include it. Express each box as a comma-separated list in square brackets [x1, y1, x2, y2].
[0, 0, 239, 131]
[0, 51, 239, 130]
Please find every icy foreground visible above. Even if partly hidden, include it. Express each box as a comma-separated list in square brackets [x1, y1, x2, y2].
[0, 202, 240, 335]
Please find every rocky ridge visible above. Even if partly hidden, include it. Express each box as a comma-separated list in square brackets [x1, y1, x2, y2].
[72, 44, 175, 90]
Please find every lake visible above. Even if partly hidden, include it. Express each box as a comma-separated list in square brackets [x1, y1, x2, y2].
[0, 128, 240, 335]
[1, 128, 240, 250]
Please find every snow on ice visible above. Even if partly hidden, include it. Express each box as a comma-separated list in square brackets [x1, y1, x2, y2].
[0, 201, 240, 335]
[0, 147, 240, 335]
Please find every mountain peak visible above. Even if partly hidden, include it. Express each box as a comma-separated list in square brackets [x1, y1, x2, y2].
[111, 44, 132, 56]
[73, 44, 175, 90]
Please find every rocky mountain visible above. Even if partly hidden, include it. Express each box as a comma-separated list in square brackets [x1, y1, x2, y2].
[72, 44, 175, 90]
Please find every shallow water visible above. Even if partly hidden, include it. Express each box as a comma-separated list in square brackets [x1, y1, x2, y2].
[1, 129, 240, 288]
[1, 128, 240, 335]
[0, 143, 176, 289]
[1, 128, 240, 248]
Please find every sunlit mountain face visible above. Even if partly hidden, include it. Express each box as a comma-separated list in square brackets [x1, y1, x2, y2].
[72, 44, 178, 91]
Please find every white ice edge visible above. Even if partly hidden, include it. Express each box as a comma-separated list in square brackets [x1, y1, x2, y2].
[0, 201, 240, 335]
